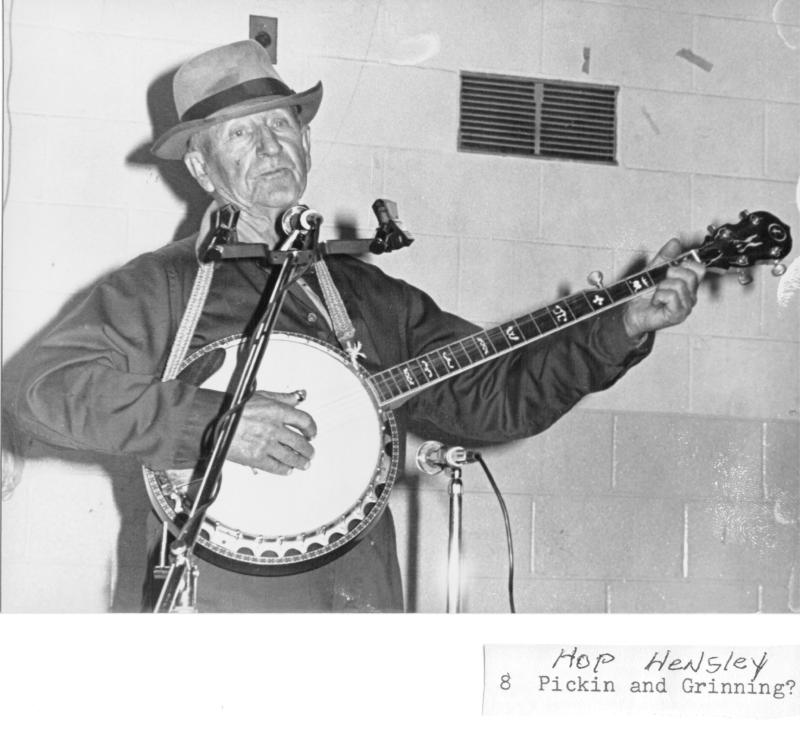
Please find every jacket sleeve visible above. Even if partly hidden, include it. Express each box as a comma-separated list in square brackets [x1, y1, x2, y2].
[397, 279, 653, 445]
[14, 251, 225, 469]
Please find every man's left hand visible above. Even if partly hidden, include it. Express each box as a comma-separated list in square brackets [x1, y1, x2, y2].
[622, 238, 705, 340]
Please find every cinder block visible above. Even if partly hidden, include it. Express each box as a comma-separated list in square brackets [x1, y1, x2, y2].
[510, 241, 615, 314]
[680, 266, 763, 340]
[620, 89, 763, 177]
[538, 410, 615, 497]
[96, 0, 238, 42]
[384, 148, 542, 240]
[542, 1, 693, 91]
[313, 0, 544, 74]
[9, 26, 137, 119]
[120, 37, 212, 124]
[463, 576, 607, 613]
[2, 287, 83, 359]
[1, 487, 32, 563]
[18, 464, 120, 566]
[687, 501, 798, 583]
[10, 0, 105, 31]
[1, 561, 112, 612]
[127, 207, 188, 254]
[459, 237, 519, 323]
[462, 492, 534, 578]
[760, 265, 800, 343]
[764, 421, 800, 524]
[614, 413, 764, 500]
[389, 480, 451, 612]
[400, 436, 545, 498]
[6, 113, 48, 202]
[765, 103, 800, 182]
[533, 496, 684, 579]
[540, 164, 691, 250]
[310, 58, 457, 152]
[764, 420, 800, 494]
[376, 233, 460, 314]
[608, 579, 759, 613]
[606, 0, 774, 22]
[3, 202, 129, 295]
[690, 175, 799, 241]
[305, 143, 384, 230]
[42, 117, 178, 211]
[691, 178, 799, 342]
[693, 16, 800, 103]
[579, 333, 691, 414]
[689, 336, 799, 419]
[466, 438, 545, 497]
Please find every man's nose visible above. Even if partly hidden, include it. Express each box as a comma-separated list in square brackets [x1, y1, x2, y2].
[256, 126, 282, 156]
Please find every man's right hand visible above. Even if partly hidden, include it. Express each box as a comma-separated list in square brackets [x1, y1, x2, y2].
[227, 389, 316, 475]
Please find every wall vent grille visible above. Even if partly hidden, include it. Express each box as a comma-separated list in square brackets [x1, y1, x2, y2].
[459, 72, 617, 164]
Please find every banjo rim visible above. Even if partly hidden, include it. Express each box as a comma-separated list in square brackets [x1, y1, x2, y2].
[143, 332, 399, 576]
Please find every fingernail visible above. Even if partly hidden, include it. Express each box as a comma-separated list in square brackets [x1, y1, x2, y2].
[293, 389, 307, 403]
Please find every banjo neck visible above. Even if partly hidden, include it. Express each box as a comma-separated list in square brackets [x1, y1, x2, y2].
[368, 255, 683, 409]
[368, 204, 795, 409]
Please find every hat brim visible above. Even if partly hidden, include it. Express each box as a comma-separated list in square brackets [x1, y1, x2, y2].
[151, 81, 323, 160]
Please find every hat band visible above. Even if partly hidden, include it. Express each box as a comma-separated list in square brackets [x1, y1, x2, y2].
[181, 77, 296, 122]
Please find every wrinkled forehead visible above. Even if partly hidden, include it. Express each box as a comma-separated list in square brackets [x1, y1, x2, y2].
[214, 105, 301, 133]
[191, 105, 304, 154]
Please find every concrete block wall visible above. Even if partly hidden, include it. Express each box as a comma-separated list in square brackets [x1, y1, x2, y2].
[2, 0, 798, 613]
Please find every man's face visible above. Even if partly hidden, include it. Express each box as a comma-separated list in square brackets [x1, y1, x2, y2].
[191, 107, 311, 216]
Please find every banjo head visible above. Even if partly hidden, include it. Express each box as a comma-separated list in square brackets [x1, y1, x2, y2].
[144, 332, 399, 575]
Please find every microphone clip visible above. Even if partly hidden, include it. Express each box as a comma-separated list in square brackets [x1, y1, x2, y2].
[370, 199, 414, 254]
[416, 440, 477, 476]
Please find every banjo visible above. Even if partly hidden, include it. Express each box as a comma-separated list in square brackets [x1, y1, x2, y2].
[144, 210, 792, 575]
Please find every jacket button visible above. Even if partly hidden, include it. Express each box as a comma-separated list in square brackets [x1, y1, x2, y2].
[306, 312, 317, 323]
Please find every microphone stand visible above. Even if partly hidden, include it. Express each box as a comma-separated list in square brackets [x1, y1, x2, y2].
[416, 441, 471, 614]
[153, 213, 314, 614]
[445, 466, 464, 614]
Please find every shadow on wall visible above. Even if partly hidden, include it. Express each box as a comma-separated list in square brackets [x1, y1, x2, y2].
[0, 62, 211, 612]
[127, 63, 210, 243]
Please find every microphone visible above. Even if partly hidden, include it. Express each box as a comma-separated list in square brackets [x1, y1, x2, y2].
[280, 205, 324, 234]
[415, 440, 478, 475]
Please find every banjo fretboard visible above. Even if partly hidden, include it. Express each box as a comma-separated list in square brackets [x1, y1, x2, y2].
[369, 257, 684, 407]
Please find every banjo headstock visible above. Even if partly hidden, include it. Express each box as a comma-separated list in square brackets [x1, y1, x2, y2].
[697, 210, 792, 278]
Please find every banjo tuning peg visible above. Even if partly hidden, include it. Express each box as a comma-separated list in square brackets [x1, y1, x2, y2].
[772, 261, 787, 277]
[587, 270, 604, 289]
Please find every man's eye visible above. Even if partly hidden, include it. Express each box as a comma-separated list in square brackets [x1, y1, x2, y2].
[230, 128, 245, 138]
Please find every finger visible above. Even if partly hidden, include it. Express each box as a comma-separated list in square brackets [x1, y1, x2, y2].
[251, 390, 317, 439]
[281, 406, 317, 440]
[275, 427, 315, 465]
[251, 456, 294, 476]
[652, 238, 683, 265]
[665, 264, 702, 296]
[651, 280, 693, 317]
[256, 388, 307, 407]
[270, 435, 315, 471]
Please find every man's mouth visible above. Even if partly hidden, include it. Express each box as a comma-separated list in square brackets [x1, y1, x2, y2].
[257, 167, 290, 179]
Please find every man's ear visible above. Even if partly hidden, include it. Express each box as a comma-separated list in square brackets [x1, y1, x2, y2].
[184, 149, 215, 193]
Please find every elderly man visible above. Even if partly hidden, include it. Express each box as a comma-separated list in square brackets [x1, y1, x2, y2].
[15, 40, 703, 612]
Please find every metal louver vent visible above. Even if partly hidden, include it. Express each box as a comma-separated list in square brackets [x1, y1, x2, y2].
[459, 72, 617, 164]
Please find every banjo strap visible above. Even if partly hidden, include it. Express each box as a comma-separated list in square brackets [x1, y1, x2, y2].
[311, 259, 366, 366]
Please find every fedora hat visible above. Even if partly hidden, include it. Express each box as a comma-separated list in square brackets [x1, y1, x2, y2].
[152, 40, 323, 160]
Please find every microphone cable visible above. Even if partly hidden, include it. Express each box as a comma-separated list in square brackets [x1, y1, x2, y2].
[474, 452, 516, 614]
